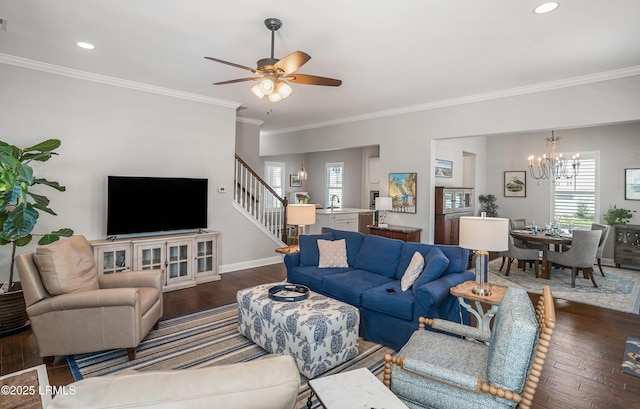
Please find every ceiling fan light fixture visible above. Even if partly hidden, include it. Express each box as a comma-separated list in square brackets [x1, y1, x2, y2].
[276, 81, 293, 99]
[251, 84, 265, 99]
[259, 78, 275, 95]
[268, 92, 282, 103]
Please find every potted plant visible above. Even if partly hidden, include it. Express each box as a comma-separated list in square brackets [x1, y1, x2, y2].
[0, 139, 73, 336]
[603, 205, 636, 225]
[478, 194, 499, 217]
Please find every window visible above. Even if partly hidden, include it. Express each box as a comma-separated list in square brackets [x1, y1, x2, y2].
[264, 161, 285, 207]
[325, 162, 344, 209]
[552, 154, 597, 227]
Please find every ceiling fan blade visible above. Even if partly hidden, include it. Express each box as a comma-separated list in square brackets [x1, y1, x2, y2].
[273, 51, 311, 74]
[204, 57, 259, 73]
[286, 73, 342, 86]
[213, 78, 260, 85]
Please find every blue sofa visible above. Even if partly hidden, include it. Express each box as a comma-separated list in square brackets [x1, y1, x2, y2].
[284, 228, 475, 351]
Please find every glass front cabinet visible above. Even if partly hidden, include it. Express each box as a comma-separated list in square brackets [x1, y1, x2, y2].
[92, 231, 221, 292]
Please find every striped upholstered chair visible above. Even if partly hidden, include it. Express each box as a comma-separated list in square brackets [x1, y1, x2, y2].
[384, 286, 555, 409]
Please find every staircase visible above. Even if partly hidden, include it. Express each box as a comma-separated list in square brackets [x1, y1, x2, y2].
[234, 154, 288, 245]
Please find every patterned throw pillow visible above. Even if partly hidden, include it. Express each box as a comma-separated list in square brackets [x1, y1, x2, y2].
[317, 239, 349, 268]
[400, 251, 425, 291]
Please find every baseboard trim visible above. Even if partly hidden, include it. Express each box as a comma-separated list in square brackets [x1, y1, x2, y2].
[219, 255, 283, 274]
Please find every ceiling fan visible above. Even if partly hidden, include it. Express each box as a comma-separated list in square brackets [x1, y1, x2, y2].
[205, 18, 342, 102]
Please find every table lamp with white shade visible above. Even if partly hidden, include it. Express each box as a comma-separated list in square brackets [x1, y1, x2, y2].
[459, 213, 509, 296]
[375, 197, 393, 228]
[287, 204, 316, 245]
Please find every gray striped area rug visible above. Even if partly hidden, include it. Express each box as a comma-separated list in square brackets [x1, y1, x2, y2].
[67, 303, 395, 408]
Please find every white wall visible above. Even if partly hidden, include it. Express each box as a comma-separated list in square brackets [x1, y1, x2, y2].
[261, 147, 366, 208]
[0, 63, 278, 283]
[260, 75, 640, 244]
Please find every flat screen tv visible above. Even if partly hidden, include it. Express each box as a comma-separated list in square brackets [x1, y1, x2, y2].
[107, 176, 208, 236]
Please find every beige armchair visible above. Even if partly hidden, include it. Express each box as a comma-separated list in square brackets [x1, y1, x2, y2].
[15, 235, 163, 363]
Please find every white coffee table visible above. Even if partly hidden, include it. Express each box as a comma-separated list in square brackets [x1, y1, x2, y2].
[307, 367, 409, 409]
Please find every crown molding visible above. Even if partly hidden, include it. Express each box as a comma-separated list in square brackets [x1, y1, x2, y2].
[236, 117, 264, 126]
[0, 53, 240, 109]
[263, 65, 640, 136]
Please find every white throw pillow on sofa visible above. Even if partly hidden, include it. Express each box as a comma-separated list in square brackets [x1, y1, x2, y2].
[401, 251, 425, 291]
[317, 239, 349, 268]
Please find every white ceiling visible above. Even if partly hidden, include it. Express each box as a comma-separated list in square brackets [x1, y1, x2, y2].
[1, 1, 639, 135]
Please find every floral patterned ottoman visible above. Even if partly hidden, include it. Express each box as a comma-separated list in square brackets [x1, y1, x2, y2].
[237, 282, 360, 378]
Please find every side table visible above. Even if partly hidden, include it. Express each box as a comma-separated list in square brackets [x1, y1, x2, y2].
[307, 368, 409, 409]
[275, 245, 299, 254]
[450, 281, 507, 332]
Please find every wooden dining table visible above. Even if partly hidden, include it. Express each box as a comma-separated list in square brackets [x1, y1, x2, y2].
[510, 230, 573, 279]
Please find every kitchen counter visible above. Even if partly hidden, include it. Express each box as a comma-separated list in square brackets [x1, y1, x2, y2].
[315, 208, 373, 215]
[310, 208, 375, 234]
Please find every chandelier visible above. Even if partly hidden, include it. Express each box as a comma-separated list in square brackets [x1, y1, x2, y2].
[527, 131, 580, 183]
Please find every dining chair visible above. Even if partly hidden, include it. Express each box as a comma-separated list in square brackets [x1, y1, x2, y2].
[591, 223, 611, 276]
[546, 229, 602, 287]
[499, 234, 540, 277]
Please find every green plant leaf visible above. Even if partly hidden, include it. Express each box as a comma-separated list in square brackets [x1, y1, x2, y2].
[27, 192, 56, 215]
[15, 234, 33, 246]
[34, 178, 66, 192]
[52, 228, 74, 237]
[21, 151, 54, 163]
[15, 163, 34, 184]
[0, 205, 38, 241]
[23, 139, 61, 153]
[37, 234, 60, 245]
[0, 171, 17, 193]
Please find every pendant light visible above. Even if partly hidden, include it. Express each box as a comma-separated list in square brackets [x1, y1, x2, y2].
[298, 154, 307, 181]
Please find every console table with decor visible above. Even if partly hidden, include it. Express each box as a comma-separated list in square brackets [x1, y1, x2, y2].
[368, 224, 421, 242]
[90, 230, 220, 292]
[614, 224, 640, 268]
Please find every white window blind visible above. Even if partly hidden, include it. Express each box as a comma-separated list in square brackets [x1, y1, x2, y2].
[264, 161, 285, 207]
[553, 156, 596, 227]
[325, 162, 344, 209]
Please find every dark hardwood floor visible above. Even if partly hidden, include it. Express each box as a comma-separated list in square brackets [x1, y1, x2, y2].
[1, 262, 639, 408]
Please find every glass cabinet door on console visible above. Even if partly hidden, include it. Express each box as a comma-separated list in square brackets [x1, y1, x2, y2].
[135, 242, 165, 272]
[95, 244, 131, 275]
[166, 239, 192, 284]
[194, 233, 219, 283]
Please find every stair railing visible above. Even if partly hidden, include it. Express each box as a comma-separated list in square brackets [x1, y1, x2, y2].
[234, 154, 288, 243]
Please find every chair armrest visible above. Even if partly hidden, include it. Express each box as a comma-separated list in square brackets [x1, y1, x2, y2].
[401, 357, 479, 391]
[414, 270, 475, 310]
[99, 269, 163, 290]
[422, 317, 491, 342]
[284, 252, 301, 273]
[27, 288, 140, 317]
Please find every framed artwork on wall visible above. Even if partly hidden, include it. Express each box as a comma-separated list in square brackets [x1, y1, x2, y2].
[504, 171, 526, 197]
[289, 174, 302, 187]
[389, 173, 417, 213]
[435, 159, 453, 178]
[626, 168, 640, 200]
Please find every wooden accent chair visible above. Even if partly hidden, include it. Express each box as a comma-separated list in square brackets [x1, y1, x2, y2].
[546, 229, 601, 288]
[16, 235, 163, 363]
[591, 223, 611, 276]
[384, 286, 555, 409]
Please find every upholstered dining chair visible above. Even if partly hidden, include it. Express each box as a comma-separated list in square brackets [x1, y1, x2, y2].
[384, 286, 555, 409]
[498, 234, 540, 277]
[15, 235, 163, 363]
[591, 223, 611, 276]
[546, 229, 602, 288]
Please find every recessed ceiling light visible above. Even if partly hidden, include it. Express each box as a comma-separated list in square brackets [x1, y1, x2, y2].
[76, 42, 95, 50]
[534, 2, 559, 14]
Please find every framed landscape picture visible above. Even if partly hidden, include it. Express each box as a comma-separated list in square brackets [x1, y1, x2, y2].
[504, 171, 526, 197]
[435, 159, 453, 178]
[626, 168, 640, 200]
[289, 174, 302, 187]
[388, 172, 417, 213]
